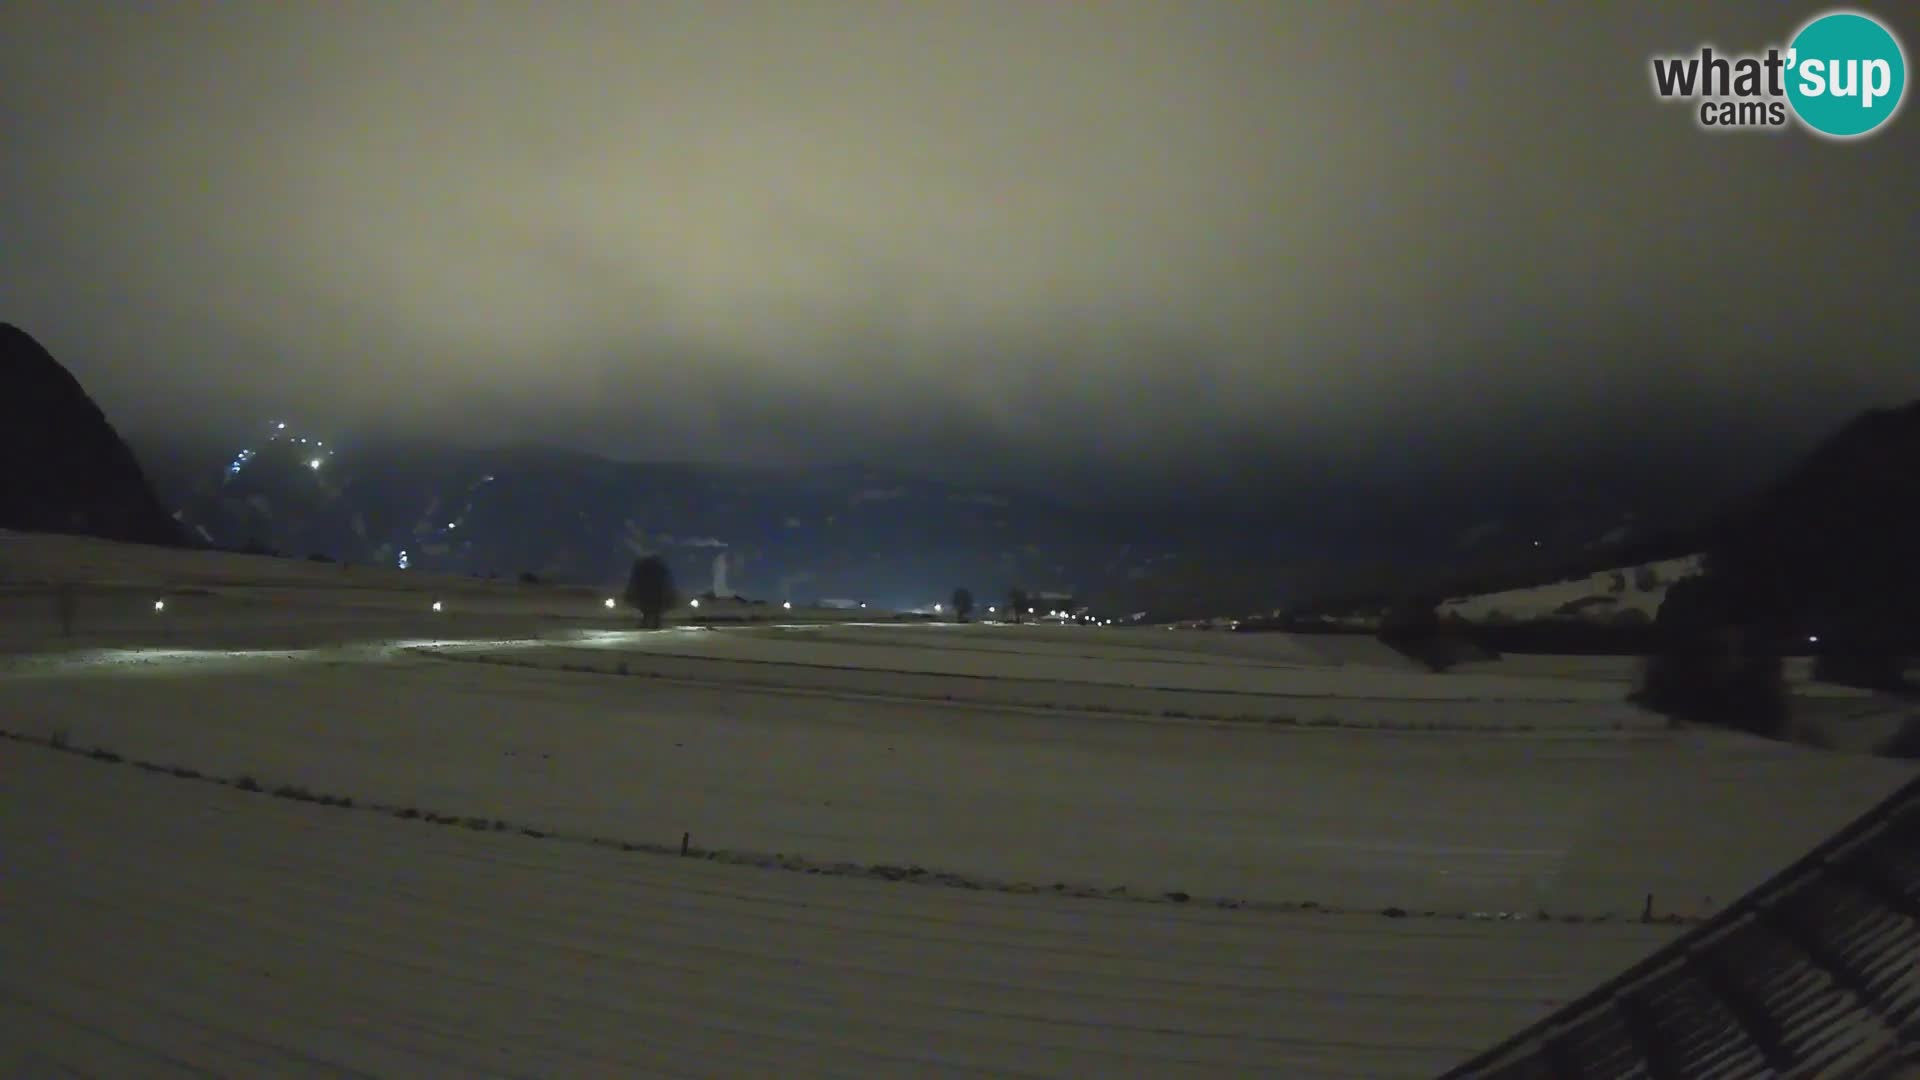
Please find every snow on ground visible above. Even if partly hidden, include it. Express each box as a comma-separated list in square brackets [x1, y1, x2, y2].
[1439, 554, 1703, 624]
[0, 530, 881, 650]
[1448, 652, 1867, 698]
[0, 742, 1678, 1078]
[536, 623, 1632, 702]
[3, 645, 1901, 916]
[1, 534, 1914, 1076]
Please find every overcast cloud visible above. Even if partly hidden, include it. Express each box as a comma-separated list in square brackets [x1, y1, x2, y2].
[3, 1, 1915, 503]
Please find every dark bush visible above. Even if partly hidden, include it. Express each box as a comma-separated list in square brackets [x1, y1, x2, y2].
[1633, 575, 1788, 737]
[1378, 596, 1471, 672]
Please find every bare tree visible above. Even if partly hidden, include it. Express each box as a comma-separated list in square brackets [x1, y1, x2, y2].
[1006, 587, 1028, 624]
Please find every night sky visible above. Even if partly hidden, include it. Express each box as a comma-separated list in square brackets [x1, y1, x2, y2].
[3, 2, 1915, 507]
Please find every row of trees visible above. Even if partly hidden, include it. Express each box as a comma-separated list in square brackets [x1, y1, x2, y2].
[946, 586, 1048, 624]
[622, 561, 1045, 630]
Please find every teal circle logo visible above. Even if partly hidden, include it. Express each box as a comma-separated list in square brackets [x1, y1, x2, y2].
[1786, 11, 1907, 138]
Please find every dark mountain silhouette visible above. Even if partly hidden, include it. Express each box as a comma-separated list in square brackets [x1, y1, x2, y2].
[1703, 397, 1920, 671]
[0, 323, 184, 547]
[140, 417, 1705, 618]
[1629, 396, 1920, 731]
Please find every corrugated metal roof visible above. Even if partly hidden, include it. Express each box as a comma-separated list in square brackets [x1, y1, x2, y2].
[1440, 773, 1920, 1079]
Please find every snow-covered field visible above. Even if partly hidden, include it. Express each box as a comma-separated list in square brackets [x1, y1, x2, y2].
[1, 532, 1913, 1076]
[2, 741, 1681, 1078]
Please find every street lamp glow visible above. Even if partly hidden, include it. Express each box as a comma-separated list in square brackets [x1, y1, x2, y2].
[782, 601, 792, 609]
[309, 459, 322, 470]
[933, 603, 942, 613]
[153, 600, 166, 613]
[431, 600, 443, 612]
[604, 598, 616, 609]
[689, 598, 700, 608]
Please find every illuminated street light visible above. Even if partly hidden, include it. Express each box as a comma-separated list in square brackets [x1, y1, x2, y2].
[604, 598, 616, 609]
[153, 600, 166, 613]
[782, 601, 792, 609]
[431, 600, 443, 612]
[690, 598, 700, 608]
[309, 459, 322, 470]
[933, 603, 943, 613]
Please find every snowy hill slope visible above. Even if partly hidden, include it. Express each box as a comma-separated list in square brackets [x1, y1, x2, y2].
[1439, 555, 1702, 625]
